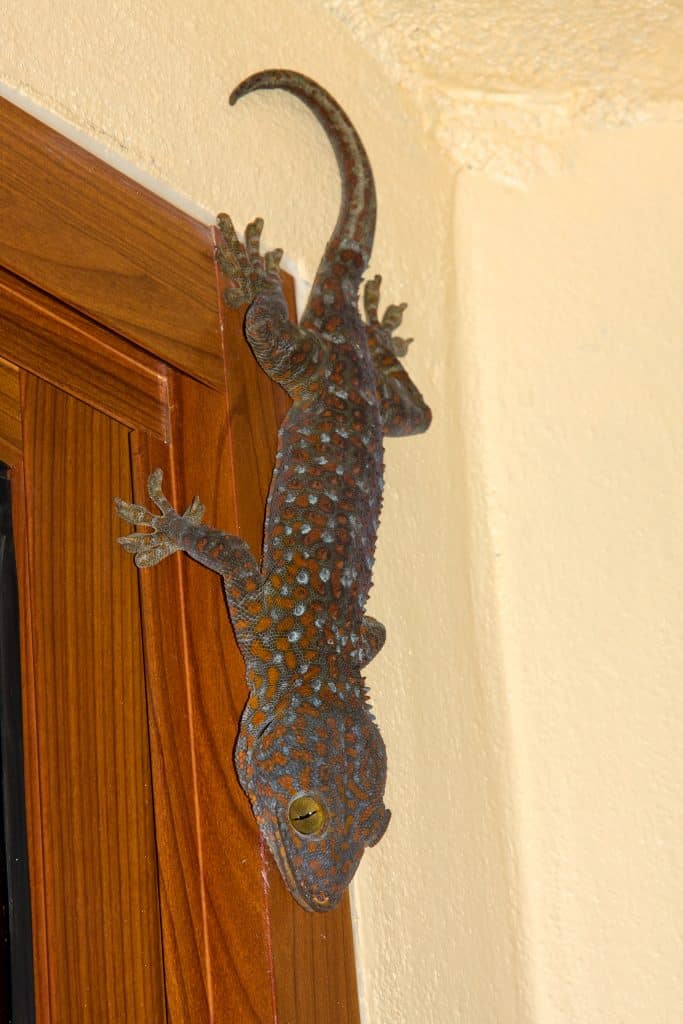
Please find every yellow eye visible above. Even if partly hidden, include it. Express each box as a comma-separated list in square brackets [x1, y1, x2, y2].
[288, 795, 327, 836]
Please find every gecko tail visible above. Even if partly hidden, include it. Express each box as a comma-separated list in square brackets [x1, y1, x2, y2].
[229, 69, 376, 266]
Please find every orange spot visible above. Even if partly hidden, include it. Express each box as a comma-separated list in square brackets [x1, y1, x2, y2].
[250, 639, 271, 661]
[254, 616, 272, 634]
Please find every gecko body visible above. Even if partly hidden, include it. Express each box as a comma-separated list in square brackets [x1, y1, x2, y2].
[116, 70, 431, 911]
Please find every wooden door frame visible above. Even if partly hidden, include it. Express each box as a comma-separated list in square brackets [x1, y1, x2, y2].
[0, 96, 360, 1024]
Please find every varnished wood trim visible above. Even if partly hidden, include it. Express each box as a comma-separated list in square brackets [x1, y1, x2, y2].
[0, 358, 22, 465]
[0, 97, 224, 389]
[0, 268, 170, 441]
[128, 430, 213, 1022]
[0, 466, 36, 1022]
[10, 456, 50, 1022]
[130, 373, 274, 1023]
[214, 245, 362, 1024]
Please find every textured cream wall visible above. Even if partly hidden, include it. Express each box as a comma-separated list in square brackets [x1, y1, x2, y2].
[457, 123, 683, 1022]
[321, 0, 683, 183]
[4, 3, 683, 1023]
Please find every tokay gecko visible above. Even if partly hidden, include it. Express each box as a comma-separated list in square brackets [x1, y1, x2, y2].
[115, 70, 431, 912]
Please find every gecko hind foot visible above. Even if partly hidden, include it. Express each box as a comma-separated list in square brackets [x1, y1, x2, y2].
[363, 275, 413, 357]
[363, 276, 431, 436]
[114, 469, 205, 569]
[215, 213, 284, 308]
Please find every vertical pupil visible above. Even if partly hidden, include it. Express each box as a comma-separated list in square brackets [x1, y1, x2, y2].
[289, 796, 326, 835]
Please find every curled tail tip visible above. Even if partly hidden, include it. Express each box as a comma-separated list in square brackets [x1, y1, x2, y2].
[229, 79, 252, 106]
[229, 69, 298, 106]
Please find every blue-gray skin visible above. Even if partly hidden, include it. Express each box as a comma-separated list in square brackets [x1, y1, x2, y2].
[115, 70, 431, 912]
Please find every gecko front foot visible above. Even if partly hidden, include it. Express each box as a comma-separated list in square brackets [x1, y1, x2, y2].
[215, 214, 284, 308]
[114, 469, 205, 569]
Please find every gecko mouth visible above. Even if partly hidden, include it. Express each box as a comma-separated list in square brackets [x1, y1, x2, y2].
[271, 824, 334, 912]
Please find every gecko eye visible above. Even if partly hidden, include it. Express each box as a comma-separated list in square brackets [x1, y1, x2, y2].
[288, 795, 327, 836]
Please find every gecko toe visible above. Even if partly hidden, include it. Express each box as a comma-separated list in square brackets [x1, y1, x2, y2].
[114, 497, 155, 526]
[147, 469, 174, 514]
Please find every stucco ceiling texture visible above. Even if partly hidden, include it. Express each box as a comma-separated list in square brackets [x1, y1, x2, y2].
[322, 0, 683, 181]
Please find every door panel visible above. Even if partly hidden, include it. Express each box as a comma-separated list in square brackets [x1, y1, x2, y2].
[17, 376, 166, 1021]
[0, 268, 169, 442]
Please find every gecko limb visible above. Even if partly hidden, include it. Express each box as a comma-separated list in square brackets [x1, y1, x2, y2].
[115, 469, 203, 568]
[115, 469, 261, 592]
[216, 214, 327, 397]
[216, 214, 284, 308]
[363, 275, 432, 437]
[356, 615, 386, 668]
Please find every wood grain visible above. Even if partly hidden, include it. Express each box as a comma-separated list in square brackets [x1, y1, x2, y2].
[130, 370, 274, 1023]
[215, 258, 362, 1024]
[10, 457, 50, 1023]
[0, 97, 224, 389]
[268, 885, 360, 1024]
[0, 267, 170, 441]
[0, 357, 22, 465]
[17, 375, 166, 1021]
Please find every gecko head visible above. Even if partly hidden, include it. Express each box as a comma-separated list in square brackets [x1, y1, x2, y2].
[238, 694, 390, 912]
